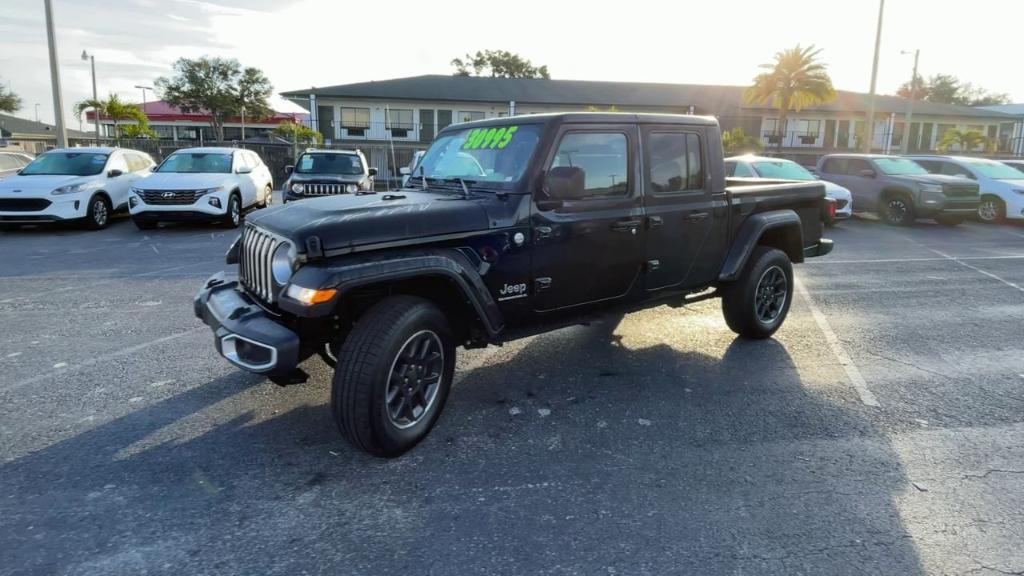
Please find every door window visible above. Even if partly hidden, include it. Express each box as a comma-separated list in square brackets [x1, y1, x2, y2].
[845, 158, 873, 176]
[914, 159, 941, 173]
[940, 162, 973, 179]
[550, 132, 628, 198]
[821, 157, 846, 174]
[647, 132, 703, 193]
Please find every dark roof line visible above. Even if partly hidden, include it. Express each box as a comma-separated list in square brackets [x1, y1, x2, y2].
[281, 74, 1014, 119]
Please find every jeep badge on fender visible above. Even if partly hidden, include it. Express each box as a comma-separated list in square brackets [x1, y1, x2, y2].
[194, 112, 834, 458]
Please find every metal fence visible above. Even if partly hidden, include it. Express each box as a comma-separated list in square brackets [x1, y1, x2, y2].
[759, 129, 1024, 157]
[70, 138, 429, 191]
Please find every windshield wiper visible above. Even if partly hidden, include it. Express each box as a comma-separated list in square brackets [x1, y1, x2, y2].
[446, 177, 473, 199]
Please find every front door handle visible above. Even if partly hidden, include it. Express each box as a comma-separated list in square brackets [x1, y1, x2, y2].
[611, 219, 642, 233]
[685, 212, 710, 223]
[535, 225, 553, 240]
[648, 215, 663, 228]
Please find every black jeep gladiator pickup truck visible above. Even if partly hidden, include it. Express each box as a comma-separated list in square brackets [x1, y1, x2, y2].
[195, 112, 833, 457]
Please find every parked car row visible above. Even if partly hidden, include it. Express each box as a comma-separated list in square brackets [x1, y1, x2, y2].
[727, 152, 1024, 227]
[0, 146, 273, 230]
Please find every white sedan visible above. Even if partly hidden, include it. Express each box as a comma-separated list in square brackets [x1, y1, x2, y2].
[0, 147, 155, 230]
[725, 155, 853, 225]
[129, 147, 273, 229]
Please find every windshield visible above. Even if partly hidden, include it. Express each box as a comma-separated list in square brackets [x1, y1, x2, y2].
[875, 158, 928, 175]
[965, 160, 1024, 180]
[752, 160, 815, 181]
[296, 153, 363, 175]
[20, 152, 108, 176]
[414, 124, 542, 187]
[157, 152, 232, 174]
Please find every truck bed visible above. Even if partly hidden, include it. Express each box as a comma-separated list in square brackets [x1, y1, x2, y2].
[724, 179, 828, 254]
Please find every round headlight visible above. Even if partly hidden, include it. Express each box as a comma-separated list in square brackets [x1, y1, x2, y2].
[271, 242, 296, 284]
[346, 184, 358, 194]
[291, 183, 304, 193]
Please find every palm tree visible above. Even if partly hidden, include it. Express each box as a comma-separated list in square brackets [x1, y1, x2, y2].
[937, 129, 988, 154]
[744, 45, 837, 152]
[75, 93, 150, 144]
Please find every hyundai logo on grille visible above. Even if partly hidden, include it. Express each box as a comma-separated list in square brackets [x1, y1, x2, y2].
[11, 189, 21, 193]
[162, 192, 176, 198]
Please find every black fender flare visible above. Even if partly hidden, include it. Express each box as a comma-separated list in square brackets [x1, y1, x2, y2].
[281, 248, 504, 335]
[718, 210, 804, 282]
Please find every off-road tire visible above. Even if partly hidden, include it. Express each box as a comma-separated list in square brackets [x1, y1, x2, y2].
[721, 246, 794, 339]
[331, 295, 456, 457]
[221, 193, 241, 228]
[84, 194, 112, 230]
[882, 195, 914, 226]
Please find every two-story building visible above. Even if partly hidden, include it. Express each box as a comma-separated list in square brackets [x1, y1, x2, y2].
[281, 74, 1020, 177]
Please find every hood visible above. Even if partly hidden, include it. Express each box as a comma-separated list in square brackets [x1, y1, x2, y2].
[248, 190, 492, 252]
[0, 174, 81, 194]
[289, 173, 365, 184]
[135, 172, 233, 190]
[888, 173, 975, 186]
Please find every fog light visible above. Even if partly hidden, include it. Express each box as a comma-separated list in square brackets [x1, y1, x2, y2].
[208, 197, 221, 208]
[129, 196, 139, 208]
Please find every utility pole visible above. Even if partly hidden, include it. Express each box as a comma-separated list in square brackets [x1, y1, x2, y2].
[34, 103, 40, 122]
[241, 105, 246, 142]
[863, 0, 885, 153]
[44, 0, 68, 148]
[82, 50, 99, 143]
[900, 49, 920, 154]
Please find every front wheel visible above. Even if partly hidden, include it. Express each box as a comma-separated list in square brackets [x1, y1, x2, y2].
[977, 196, 1005, 224]
[84, 195, 112, 230]
[221, 194, 241, 228]
[259, 184, 272, 208]
[882, 196, 914, 226]
[721, 246, 794, 339]
[331, 295, 455, 457]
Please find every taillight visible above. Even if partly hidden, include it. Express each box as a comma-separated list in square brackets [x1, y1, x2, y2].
[829, 201, 837, 218]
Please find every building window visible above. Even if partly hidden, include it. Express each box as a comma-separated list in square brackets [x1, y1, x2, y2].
[340, 107, 370, 137]
[152, 125, 173, 139]
[458, 111, 485, 123]
[386, 108, 413, 138]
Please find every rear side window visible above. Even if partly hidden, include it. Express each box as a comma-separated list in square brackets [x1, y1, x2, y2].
[551, 132, 628, 197]
[941, 162, 973, 178]
[914, 159, 941, 173]
[647, 132, 704, 193]
[0, 155, 17, 171]
[125, 153, 151, 172]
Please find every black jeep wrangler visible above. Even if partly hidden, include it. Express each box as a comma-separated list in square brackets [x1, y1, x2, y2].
[195, 113, 833, 457]
[281, 149, 376, 202]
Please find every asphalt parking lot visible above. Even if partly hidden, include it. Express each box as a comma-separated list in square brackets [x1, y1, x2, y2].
[1, 213, 1023, 576]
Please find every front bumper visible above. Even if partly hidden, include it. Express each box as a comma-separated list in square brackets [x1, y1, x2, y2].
[194, 272, 301, 376]
[804, 239, 834, 258]
[130, 194, 229, 219]
[0, 194, 89, 222]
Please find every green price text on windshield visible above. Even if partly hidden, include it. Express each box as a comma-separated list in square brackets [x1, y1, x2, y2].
[462, 126, 520, 150]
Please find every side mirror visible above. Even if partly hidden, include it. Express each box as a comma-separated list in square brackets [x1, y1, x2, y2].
[149, 165, 157, 172]
[284, 165, 294, 175]
[107, 169, 123, 178]
[859, 169, 876, 178]
[237, 165, 253, 174]
[368, 167, 378, 176]
[544, 166, 587, 201]
[399, 167, 410, 175]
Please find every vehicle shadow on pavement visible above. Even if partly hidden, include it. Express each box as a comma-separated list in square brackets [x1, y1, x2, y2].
[0, 315, 925, 576]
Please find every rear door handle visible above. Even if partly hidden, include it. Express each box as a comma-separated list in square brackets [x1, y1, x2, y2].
[647, 215, 663, 228]
[612, 219, 642, 233]
[685, 212, 709, 223]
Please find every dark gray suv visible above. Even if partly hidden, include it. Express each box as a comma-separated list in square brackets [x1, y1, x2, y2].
[816, 154, 979, 226]
[281, 149, 376, 203]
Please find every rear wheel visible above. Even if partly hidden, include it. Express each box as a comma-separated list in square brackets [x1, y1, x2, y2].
[977, 196, 1005, 224]
[221, 193, 241, 228]
[331, 295, 455, 457]
[882, 195, 914, 226]
[721, 246, 794, 339]
[84, 195, 111, 230]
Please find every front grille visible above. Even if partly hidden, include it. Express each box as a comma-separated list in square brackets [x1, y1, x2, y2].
[138, 189, 207, 205]
[0, 198, 51, 212]
[238, 224, 283, 303]
[299, 183, 347, 196]
[835, 198, 849, 209]
[945, 185, 978, 199]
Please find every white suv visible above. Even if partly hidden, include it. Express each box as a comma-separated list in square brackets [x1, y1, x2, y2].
[907, 155, 1024, 223]
[129, 147, 273, 229]
[0, 147, 155, 230]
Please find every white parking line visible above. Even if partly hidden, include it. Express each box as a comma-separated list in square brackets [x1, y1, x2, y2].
[920, 247, 1024, 294]
[806, 255, 1024, 265]
[2, 328, 202, 393]
[794, 277, 880, 407]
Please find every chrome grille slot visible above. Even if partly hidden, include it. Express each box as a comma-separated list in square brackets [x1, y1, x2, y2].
[301, 183, 345, 196]
[238, 224, 282, 303]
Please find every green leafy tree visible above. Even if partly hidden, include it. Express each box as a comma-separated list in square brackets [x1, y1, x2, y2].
[452, 50, 550, 79]
[896, 73, 1010, 106]
[273, 122, 323, 146]
[120, 123, 157, 140]
[0, 80, 21, 113]
[156, 56, 273, 142]
[722, 128, 763, 155]
[937, 128, 989, 153]
[74, 93, 150, 144]
[744, 44, 837, 152]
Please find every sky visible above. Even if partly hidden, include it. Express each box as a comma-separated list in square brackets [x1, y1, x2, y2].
[2, 0, 1022, 128]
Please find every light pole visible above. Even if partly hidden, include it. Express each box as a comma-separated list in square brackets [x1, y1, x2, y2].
[81, 49, 99, 143]
[863, 0, 885, 153]
[44, 0, 67, 147]
[900, 49, 920, 154]
[241, 105, 246, 142]
[34, 103, 40, 122]
[134, 85, 153, 110]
